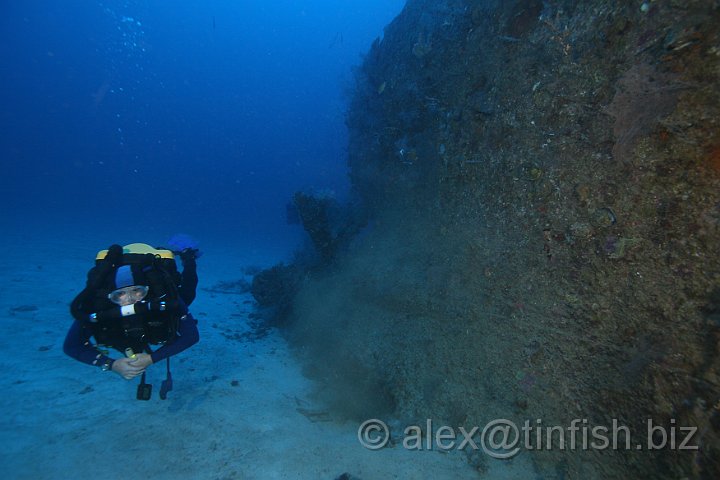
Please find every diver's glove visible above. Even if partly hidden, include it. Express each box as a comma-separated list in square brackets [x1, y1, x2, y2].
[178, 248, 201, 266]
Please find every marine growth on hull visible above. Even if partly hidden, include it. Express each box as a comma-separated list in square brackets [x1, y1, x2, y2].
[254, 1, 720, 478]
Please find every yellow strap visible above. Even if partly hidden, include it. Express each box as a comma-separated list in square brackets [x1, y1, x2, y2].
[96, 243, 175, 260]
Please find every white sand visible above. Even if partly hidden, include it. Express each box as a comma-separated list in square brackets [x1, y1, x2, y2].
[0, 228, 535, 479]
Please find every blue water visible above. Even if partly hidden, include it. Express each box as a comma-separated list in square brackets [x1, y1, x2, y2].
[1, 0, 404, 253]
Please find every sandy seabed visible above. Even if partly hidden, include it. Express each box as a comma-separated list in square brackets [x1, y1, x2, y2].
[0, 226, 534, 479]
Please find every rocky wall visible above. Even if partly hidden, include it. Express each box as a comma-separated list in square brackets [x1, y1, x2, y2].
[287, 1, 720, 478]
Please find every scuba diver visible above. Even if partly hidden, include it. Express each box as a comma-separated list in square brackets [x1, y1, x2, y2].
[64, 238, 201, 400]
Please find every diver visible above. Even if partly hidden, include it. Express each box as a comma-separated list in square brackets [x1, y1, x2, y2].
[64, 239, 201, 400]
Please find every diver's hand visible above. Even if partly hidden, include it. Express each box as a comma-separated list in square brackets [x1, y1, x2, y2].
[178, 248, 201, 267]
[112, 357, 146, 380]
[179, 247, 200, 260]
[129, 353, 153, 370]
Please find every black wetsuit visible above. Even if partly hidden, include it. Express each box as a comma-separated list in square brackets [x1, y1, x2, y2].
[63, 257, 200, 368]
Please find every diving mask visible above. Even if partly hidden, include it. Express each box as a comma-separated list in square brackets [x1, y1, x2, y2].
[108, 285, 149, 306]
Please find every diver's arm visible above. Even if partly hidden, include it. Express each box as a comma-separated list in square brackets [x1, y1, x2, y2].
[149, 313, 199, 364]
[63, 320, 115, 369]
[178, 252, 199, 306]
